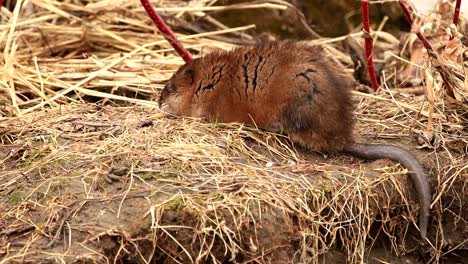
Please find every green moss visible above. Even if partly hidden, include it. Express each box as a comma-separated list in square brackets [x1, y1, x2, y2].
[29, 145, 51, 160]
[70, 169, 81, 176]
[168, 161, 187, 172]
[321, 184, 334, 193]
[43, 177, 72, 197]
[8, 190, 27, 205]
[163, 194, 188, 211]
[163, 192, 227, 215]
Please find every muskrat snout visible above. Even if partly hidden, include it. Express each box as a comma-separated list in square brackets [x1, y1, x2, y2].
[158, 83, 175, 107]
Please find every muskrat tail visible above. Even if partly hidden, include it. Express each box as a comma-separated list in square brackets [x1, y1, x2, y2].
[344, 143, 431, 240]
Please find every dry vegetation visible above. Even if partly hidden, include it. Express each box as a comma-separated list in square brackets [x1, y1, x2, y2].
[0, 0, 467, 263]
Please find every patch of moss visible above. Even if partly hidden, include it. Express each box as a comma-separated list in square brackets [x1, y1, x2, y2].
[163, 194, 188, 212]
[8, 190, 27, 205]
[49, 177, 71, 195]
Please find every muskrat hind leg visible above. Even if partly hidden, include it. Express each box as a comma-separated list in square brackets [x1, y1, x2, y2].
[288, 130, 349, 153]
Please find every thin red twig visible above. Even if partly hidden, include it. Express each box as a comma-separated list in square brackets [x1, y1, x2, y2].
[361, 0, 380, 91]
[140, 0, 192, 62]
[398, 0, 455, 98]
[452, 0, 462, 26]
[450, 0, 462, 39]
[398, 0, 413, 23]
[398, 0, 433, 51]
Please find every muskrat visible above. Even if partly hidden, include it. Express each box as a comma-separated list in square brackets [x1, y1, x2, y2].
[158, 41, 431, 239]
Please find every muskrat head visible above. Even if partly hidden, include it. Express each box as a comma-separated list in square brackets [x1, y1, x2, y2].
[158, 62, 197, 116]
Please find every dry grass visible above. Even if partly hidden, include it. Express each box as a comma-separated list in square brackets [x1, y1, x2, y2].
[0, 100, 465, 263]
[0, 0, 467, 263]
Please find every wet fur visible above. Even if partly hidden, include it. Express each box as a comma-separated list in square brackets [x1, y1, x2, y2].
[159, 41, 430, 239]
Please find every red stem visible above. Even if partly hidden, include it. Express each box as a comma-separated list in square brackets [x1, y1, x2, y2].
[399, 0, 455, 98]
[398, 0, 434, 51]
[361, 0, 380, 91]
[450, 0, 462, 39]
[398, 0, 413, 23]
[140, 0, 192, 62]
[452, 0, 461, 26]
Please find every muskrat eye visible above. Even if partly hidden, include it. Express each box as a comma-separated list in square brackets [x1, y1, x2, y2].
[165, 83, 176, 93]
[185, 68, 194, 77]
[184, 68, 195, 84]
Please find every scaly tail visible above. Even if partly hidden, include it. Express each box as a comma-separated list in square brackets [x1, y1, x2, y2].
[344, 143, 431, 239]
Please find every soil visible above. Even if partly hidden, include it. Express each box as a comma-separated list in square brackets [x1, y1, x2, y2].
[1, 103, 466, 264]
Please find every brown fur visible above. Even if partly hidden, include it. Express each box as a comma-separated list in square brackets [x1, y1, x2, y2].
[158, 41, 431, 239]
[159, 41, 354, 152]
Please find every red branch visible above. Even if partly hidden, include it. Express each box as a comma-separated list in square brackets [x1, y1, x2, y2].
[361, 0, 380, 91]
[398, 0, 434, 51]
[453, 0, 462, 26]
[399, 0, 455, 97]
[450, 0, 462, 39]
[140, 0, 192, 62]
